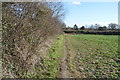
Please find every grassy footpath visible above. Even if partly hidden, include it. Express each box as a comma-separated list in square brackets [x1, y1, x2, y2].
[43, 35, 64, 78]
[65, 34, 119, 78]
[26, 35, 64, 78]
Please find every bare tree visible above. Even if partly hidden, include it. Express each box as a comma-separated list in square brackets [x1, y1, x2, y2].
[108, 23, 117, 30]
[94, 24, 100, 29]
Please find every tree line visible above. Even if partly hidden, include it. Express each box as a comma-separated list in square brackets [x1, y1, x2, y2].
[64, 23, 119, 31]
[63, 23, 120, 35]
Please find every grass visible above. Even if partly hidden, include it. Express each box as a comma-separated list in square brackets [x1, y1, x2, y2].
[32, 35, 64, 78]
[23, 34, 119, 78]
[44, 35, 64, 78]
[65, 34, 119, 78]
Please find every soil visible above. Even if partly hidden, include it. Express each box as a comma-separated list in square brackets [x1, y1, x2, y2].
[59, 36, 70, 78]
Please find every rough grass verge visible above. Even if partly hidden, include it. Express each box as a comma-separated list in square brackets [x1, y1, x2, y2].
[25, 35, 64, 78]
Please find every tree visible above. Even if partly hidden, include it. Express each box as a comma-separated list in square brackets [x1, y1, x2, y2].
[103, 26, 107, 30]
[90, 24, 94, 29]
[98, 26, 107, 31]
[94, 24, 100, 29]
[74, 24, 78, 30]
[108, 23, 117, 30]
[117, 24, 120, 29]
[80, 26, 85, 30]
[61, 22, 66, 28]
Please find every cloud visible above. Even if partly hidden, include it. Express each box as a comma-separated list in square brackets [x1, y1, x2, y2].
[72, 1, 81, 5]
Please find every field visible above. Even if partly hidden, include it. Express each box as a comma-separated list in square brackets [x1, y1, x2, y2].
[65, 34, 119, 78]
[23, 34, 119, 78]
[6, 34, 119, 78]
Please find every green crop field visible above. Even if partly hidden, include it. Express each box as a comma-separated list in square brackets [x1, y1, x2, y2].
[23, 34, 119, 78]
[65, 34, 119, 78]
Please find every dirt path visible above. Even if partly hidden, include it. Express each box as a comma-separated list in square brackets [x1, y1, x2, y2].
[60, 36, 70, 78]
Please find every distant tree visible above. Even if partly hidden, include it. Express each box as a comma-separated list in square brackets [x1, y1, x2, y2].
[98, 26, 107, 31]
[108, 23, 117, 30]
[85, 25, 89, 29]
[74, 24, 78, 30]
[117, 25, 120, 29]
[94, 24, 100, 29]
[67, 26, 70, 28]
[98, 27, 102, 31]
[62, 23, 66, 28]
[103, 26, 107, 29]
[90, 24, 94, 29]
[80, 26, 85, 30]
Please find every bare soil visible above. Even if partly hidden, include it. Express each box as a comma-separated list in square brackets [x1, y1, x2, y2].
[59, 36, 70, 78]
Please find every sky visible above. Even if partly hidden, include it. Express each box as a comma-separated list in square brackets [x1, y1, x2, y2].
[63, 2, 118, 28]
